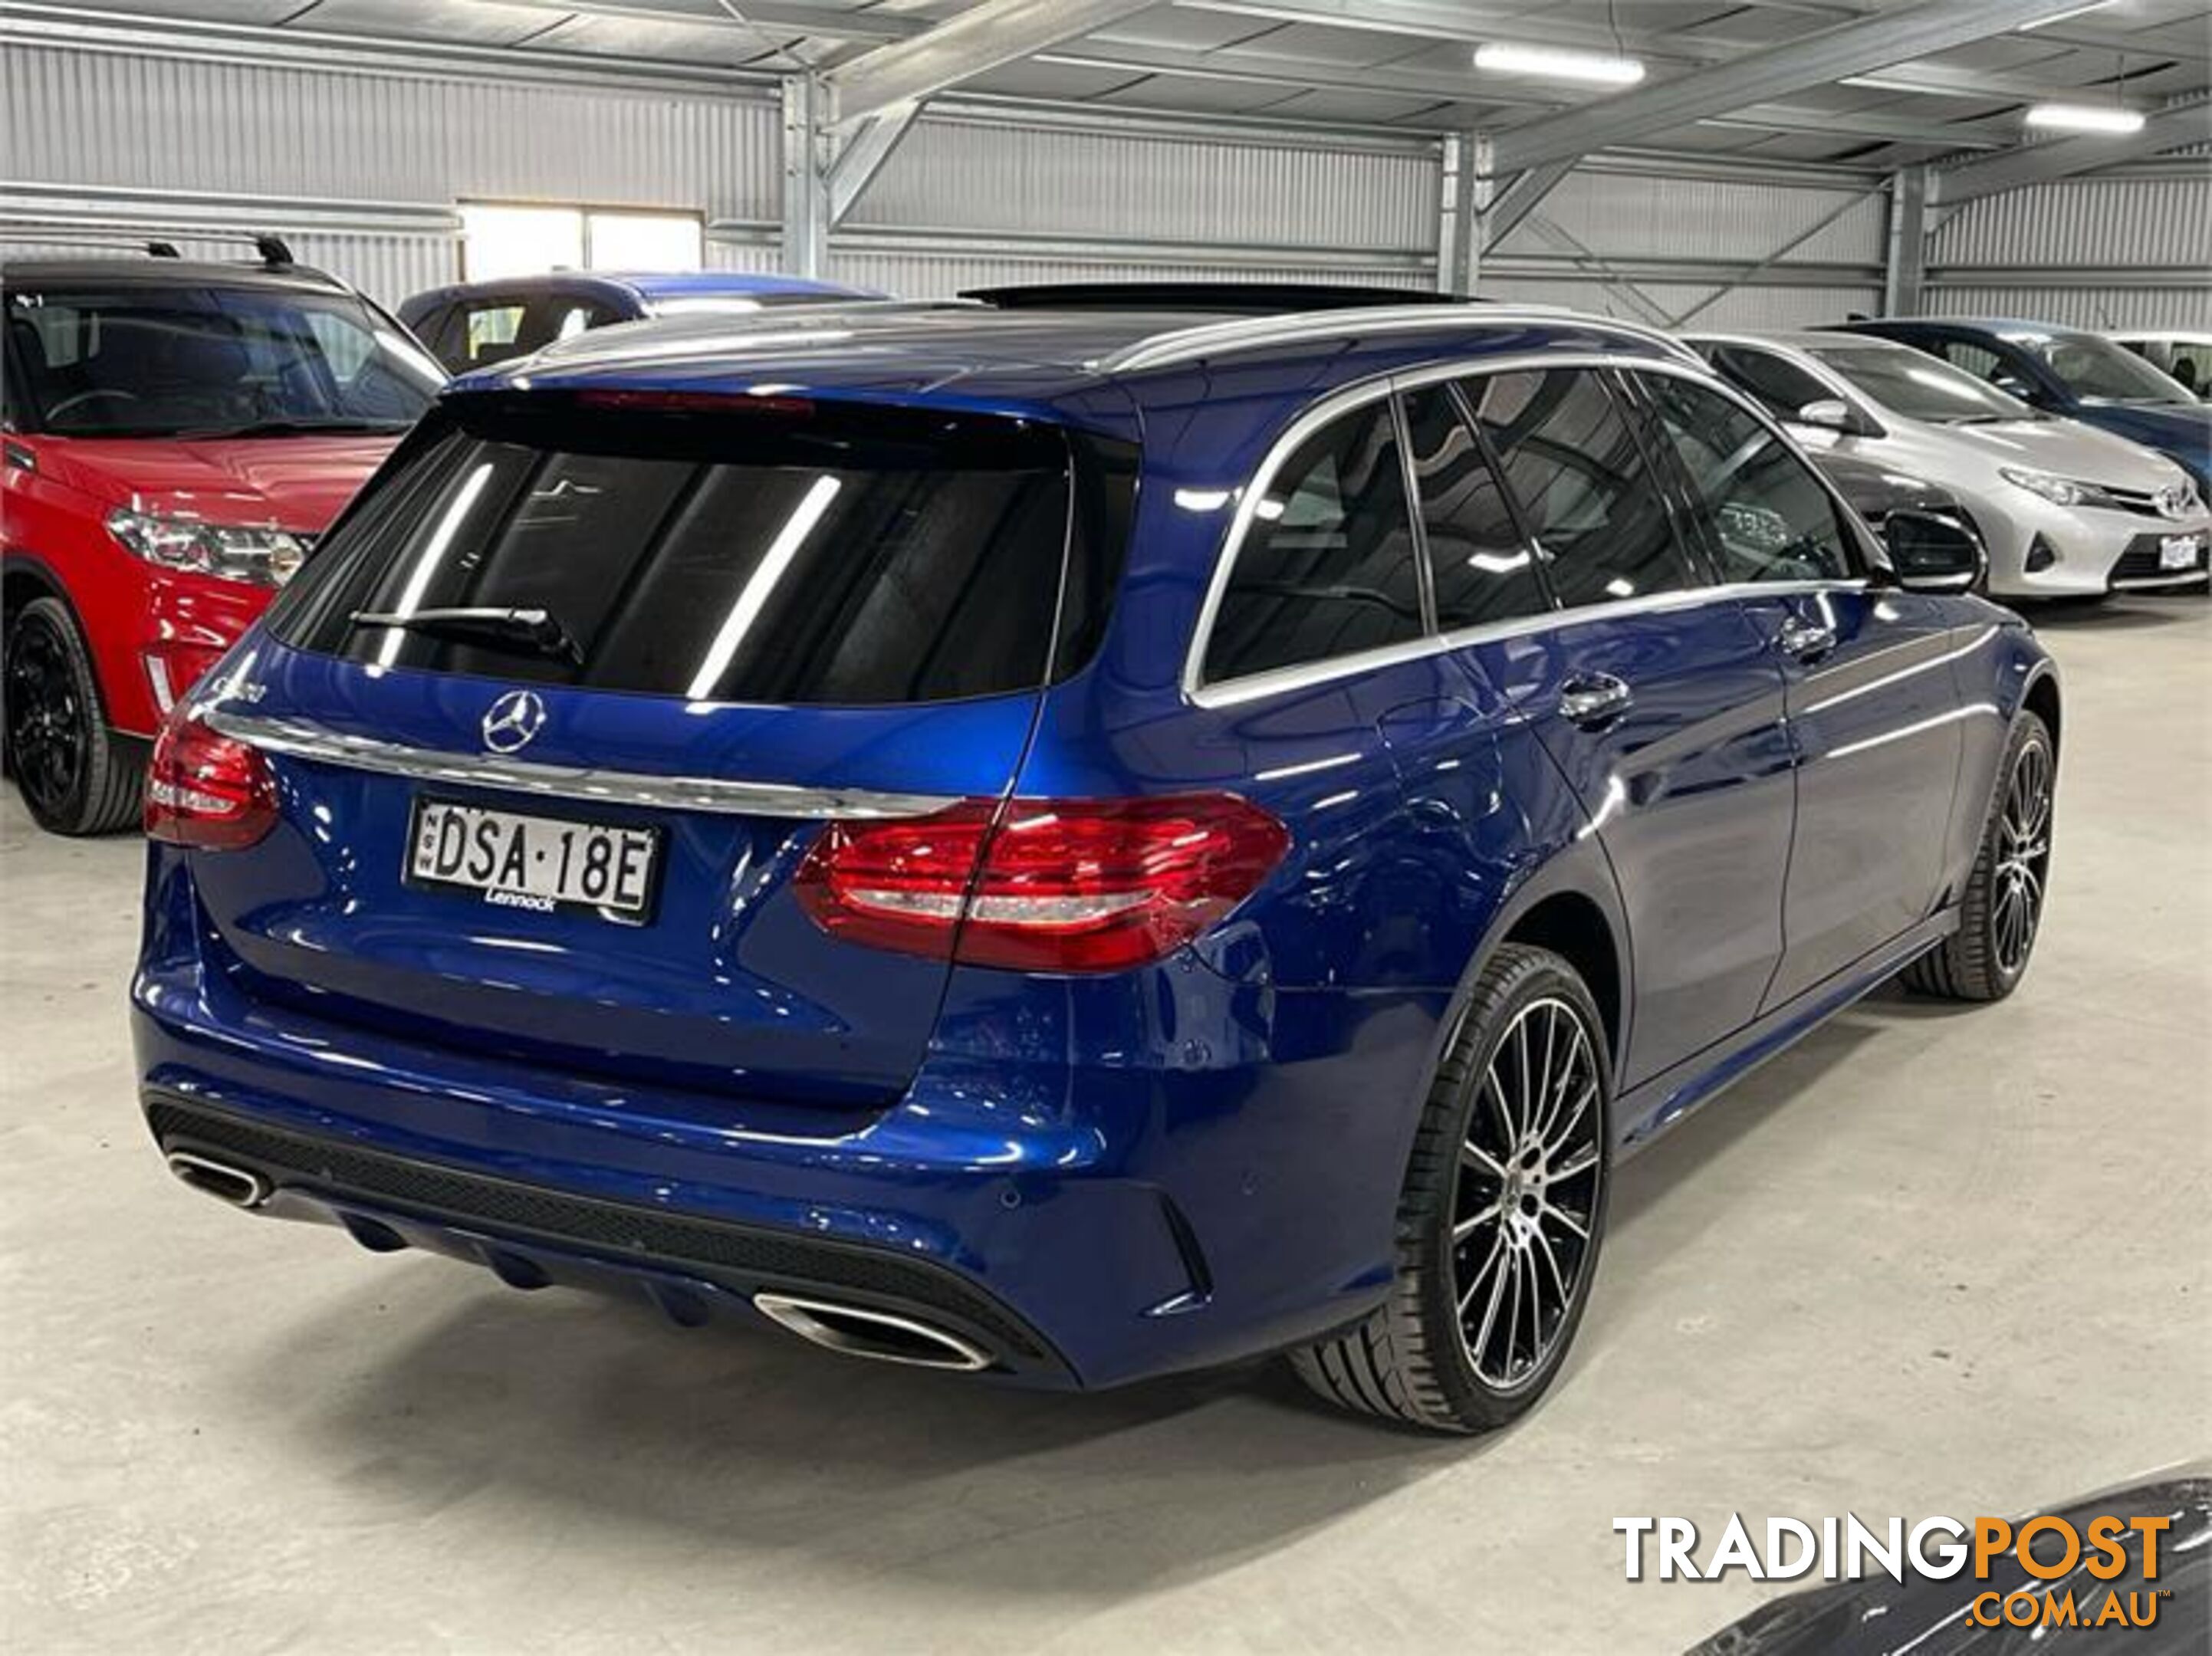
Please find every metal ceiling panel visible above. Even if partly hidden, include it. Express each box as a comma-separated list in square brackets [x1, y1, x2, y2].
[1256, 86, 1451, 124]
[304, 0, 557, 48]
[1081, 8, 1278, 51]
[59, 0, 307, 21]
[518, 12, 786, 65]
[1198, 21, 1445, 67]
[1090, 71, 1321, 114]
[962, 58, 1152, 98]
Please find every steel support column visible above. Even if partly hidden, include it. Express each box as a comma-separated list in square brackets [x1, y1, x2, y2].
[781, 75, 830, 278]
[1437, 132, 1483, 294]
[1883, 163, 1930, 317]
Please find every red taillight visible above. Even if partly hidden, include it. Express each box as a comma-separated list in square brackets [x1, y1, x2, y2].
[143, 710, 278, 849]
[794, 794, 1290, 973]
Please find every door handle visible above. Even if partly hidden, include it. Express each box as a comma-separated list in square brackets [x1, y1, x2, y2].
[1558, 672, 1633, 728]
[1777, 616, 1836, 662]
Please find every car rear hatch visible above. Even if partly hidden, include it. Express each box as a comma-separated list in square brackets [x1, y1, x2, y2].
[175, 388, 1129, 1109]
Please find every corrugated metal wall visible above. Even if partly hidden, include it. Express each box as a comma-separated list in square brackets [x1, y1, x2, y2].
[1486, 166, 1887, 327]
[1495, 169, 1888, 267]
[827, 107, 1438, 297]
[1, 35, 778, 304]
[1475, 275, 1880, 332]
[850, 111, 1435, 253]
[1926, 169, 2212, 329]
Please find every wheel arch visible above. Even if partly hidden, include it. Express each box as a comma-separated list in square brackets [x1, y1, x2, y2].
[1451, 844, 1632, 1081]
[2020, 662, 2061, 754]
[2, 550, 115, 716]
[2, 548, 67, 623]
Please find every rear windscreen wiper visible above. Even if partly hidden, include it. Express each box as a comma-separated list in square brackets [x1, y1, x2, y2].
[347, 606, 583, 665]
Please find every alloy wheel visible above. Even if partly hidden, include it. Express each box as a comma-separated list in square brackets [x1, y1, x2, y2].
[1992, 738, 2053, 978]
[4, 613, 87, 820]
[1451, 996, 1605, 1390]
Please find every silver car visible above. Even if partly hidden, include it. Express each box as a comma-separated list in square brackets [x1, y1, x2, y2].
[1691, 330, 2211, 599]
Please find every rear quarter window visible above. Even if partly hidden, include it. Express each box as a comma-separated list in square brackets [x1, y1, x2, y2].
[269, 396, 1131, 707]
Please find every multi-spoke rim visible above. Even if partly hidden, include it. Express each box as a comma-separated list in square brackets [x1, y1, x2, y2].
[1991, 737, 2052, 978]
[4, 613, 86, 818]
[1451, 996, 1604, 1392]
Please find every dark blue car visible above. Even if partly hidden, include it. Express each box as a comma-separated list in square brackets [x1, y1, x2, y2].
[396, 269, 881, 375]
[132, 295, 2059, 1431]
[1832, 317, 2212, 501]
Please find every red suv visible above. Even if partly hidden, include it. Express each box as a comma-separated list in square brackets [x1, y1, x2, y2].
[2, 240, 442, 834]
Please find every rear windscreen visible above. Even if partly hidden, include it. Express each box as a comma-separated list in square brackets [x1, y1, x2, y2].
[270, 394, 1129, 706]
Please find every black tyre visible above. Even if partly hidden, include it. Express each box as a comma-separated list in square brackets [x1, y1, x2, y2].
[1292, 943, 1611, 1433]
[1904, 711, 2053, 1002]
[2, 595, 143, 836]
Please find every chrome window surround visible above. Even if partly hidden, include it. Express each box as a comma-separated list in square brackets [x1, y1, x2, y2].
[1092, 306, 1705, 376]
[201, 707, 959, 820]
[1182, 352, 1877, 711]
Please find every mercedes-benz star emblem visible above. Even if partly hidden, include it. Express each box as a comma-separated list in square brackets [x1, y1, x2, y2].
[481, 689, 547, 755]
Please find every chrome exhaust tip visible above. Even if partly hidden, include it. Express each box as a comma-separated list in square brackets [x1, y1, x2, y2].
[165, 1151, 271, 1210]
[752, 1292, 994, 1372]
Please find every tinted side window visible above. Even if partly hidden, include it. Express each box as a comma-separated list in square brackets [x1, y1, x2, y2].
[459, 303, 528, 367]
[1938, 338, 2039, 401]
[1205, 399, 1423, 682]
[1401, 384, 1547, 629]
[1639, 375, 1857, 583]
[1465, 369, 1703, 609]
[1705, 344, 1831, 419]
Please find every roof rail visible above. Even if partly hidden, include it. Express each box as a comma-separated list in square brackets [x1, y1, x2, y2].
[965, 281, 1472, 314]
[1092, 303, 1701, 376]
[0, 227, 294, 266]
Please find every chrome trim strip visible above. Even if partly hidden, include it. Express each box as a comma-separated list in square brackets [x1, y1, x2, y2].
[2110, 570, 2208, 590]
[1188, 580, 1871, 711]
[202, 708, 960, 820]
[1181, 350, 1874, 710]
[1094, 305, 1704, 376]
[752, 1293, 994, 1372]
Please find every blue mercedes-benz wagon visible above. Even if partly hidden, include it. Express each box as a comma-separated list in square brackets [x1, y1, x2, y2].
[133, 290, 2059, 1431]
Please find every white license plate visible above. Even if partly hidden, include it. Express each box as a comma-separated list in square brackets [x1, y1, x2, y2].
[2159, 534, 2204, 571]
[407, 799, 659, 919]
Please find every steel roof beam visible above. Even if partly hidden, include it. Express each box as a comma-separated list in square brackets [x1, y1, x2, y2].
[1030, 38, 2020, 149]
[1936, 94, 2212, 203]
[1490, 0, 2116, 174]
[1175, 0, 2136, 104]
[824, 0, 1162, 127]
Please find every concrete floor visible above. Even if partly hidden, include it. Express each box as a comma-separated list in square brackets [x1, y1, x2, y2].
[3, 598, 2207, 1655]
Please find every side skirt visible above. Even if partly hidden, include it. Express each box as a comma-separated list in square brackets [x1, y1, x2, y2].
[1613, 906, 1961, 1152]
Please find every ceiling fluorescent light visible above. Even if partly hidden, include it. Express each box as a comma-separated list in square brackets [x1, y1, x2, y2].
[2023, 103, 2147, 133]
[2017, 2, 2117, 30]
[1474, 43, 1646, 87]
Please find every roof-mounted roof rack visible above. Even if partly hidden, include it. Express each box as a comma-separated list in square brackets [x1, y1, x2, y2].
[964, 281, 1474, 314]
[0, 228, 294, 266]
[1091, 303, 1700, 376]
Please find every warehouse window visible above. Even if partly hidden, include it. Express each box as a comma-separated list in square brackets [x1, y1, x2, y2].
[459, 202, 704, 281]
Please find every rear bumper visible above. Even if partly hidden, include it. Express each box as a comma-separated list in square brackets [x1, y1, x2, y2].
[133, 857, 1448, 1388]
[146, 1089, 1073, 1381]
